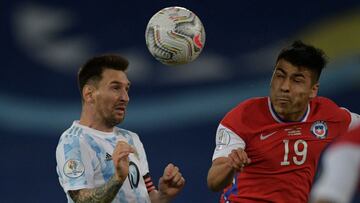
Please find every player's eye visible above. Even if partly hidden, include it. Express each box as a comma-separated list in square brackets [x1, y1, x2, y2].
[275, 73, 285, 78]
[293, 77, 305, 83]
[111, 86, 121, 91]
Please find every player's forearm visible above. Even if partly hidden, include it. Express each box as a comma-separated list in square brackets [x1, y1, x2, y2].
[207, 158, 236, 192]
[68, 175, 123, 203]
[149, 190, 172, 203]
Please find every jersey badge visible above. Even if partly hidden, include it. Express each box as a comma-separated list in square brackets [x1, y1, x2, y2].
[63, 159, 85, 178]
[216, 128, 231, 150]
[311, 121, 328, 139]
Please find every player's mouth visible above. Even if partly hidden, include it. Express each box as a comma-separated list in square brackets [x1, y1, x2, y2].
[114, 106, 126, 113]
[276, 97, 291, 103]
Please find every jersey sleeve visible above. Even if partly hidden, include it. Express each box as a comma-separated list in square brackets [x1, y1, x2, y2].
[212, 123, 246, 161]
[131, 133, 150, 176]
[341, 108, 360, 131]
[349, 112, 360, 131]
[56, 134, 96, 192]
[311, 144, 360, 203]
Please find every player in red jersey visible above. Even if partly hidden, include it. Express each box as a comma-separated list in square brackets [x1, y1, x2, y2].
[207, 41, 360, 203]
[311, 126, 360, 203]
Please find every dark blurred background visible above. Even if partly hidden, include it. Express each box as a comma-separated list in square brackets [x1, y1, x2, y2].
[1, 0, 360, 202]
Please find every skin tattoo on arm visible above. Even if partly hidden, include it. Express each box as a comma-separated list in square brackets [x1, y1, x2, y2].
[68, 175, 123, 203]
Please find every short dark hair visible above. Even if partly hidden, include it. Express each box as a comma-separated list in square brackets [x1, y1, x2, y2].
[78, 54, 129, 96]
[276, 40, 327, 82]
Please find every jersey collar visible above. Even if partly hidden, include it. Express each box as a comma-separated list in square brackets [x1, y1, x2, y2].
[267, 97, 310, 123]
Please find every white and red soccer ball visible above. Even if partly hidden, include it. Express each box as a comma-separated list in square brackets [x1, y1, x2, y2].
[145, 6, 206, 65]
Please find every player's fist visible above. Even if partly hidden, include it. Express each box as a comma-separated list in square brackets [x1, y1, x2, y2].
[227, 148, 251, 172]
[158, 163, 185, 199]
[112, 141, 135, 183]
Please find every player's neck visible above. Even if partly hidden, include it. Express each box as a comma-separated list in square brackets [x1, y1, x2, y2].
[277, 107, 308, 122]
[270, 100, 309, 122]
[79, 118, 113, 133]
[79, 108, 114, 133]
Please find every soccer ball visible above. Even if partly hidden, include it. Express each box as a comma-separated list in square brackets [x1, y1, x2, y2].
[145, 6, 206, 65]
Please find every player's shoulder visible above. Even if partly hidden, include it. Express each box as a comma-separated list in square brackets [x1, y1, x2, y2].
[310, 96, 349, 120]
[311, 96, 339, 107]
[221, 97, 268, 133]
[115, 127, 142, 142]
[57, 122, 90, 146]
[59, 123, 80, 139]
[115, 127, 138, 137]
[56, 123, 87, 158]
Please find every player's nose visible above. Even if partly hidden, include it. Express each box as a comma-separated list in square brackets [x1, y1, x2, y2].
[280, 78, 290, 92]
[119, 89, 129, 103]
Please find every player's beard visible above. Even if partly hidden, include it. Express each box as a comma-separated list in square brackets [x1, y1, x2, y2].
[98, 106, 126, 129]
[274, 98, 307, 121]
[105, 111, 125, 128]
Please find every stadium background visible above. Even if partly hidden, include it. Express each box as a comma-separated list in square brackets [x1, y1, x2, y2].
[1, 0, 360, 202]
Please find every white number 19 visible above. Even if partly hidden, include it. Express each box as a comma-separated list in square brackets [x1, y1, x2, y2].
[280, 139, 308, 166]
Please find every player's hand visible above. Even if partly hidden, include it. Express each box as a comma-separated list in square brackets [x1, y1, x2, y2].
[227, 148, 251, 172]
[158, 163, 185, 199]
[112, 141, 135, 183]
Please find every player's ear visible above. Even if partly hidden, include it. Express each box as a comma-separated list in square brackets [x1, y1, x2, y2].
[83, 84, 96, 103]
[309, 83, 319, 99]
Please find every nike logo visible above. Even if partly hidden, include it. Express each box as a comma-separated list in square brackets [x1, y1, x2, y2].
[260, 131, 277, 140]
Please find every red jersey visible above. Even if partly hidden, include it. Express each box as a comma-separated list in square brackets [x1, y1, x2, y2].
[215, 96, 353, 203]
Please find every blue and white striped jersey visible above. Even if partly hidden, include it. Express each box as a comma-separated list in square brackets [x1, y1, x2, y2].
[56, 121, 151, 203]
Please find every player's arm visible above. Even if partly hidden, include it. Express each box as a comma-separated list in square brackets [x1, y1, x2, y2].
[207, 149, 250, 192]
[148, 163, 185, 203]
[68, 175, 123, 203]
[207, 124, 250, 191]
[69, 141, 135, 203]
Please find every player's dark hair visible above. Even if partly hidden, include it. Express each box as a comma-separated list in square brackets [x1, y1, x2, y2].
[276, 40, 327, 82]
[78, 54, 129, 96]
